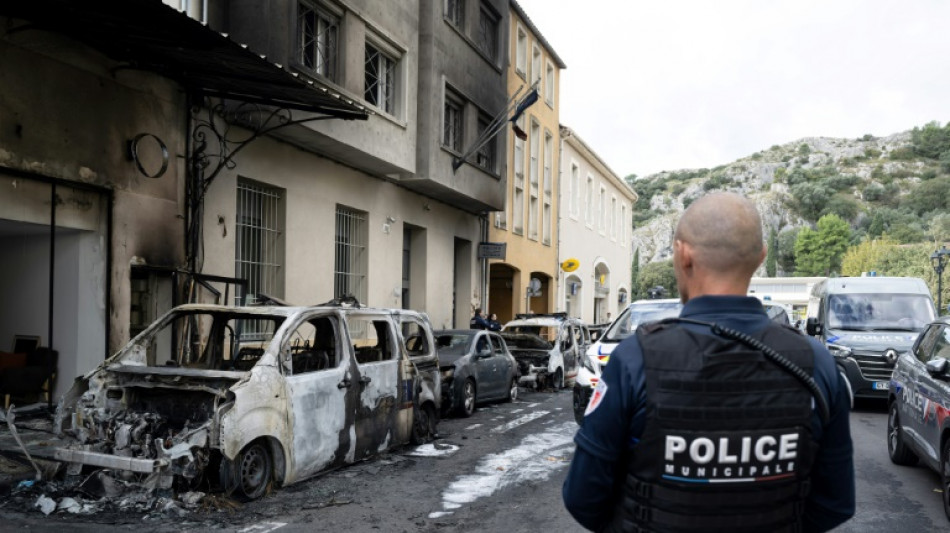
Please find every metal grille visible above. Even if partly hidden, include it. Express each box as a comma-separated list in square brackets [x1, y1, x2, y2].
[852, 350, 895, 381]
[335, 205, 367, 303]
[445, 0, 464, 27]
[365, 44, 395, 114]
[476, 5, 498, 60]
[476, 113, 495, 170]
[444, 97, 462, 151]
[297, 1, 338, 80]
[236, 180, 283, 338]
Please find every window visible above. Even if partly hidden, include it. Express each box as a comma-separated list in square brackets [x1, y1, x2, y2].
[297, 2, 339, 81]
[445, 0, 464, 27]
[365, 43, 396, 114]
[334, 205, 368, 303]
[529, 120, 540, 240]
[610, 196, 617, 239]
[531, 45, 542, 86]
[570, 163, 580, 217]
[512, 116, 525, 235]
[348, 315, 395, 364]
[286, 316, 340, 375]
[236, 179, 284, 306]
[545, 60, 555, 106]
[515, 25, 527, 76]
[476, 4, 499, 60]
[599, 186, 606, 231]
[543, 131, 553, 245]
[585, 175, 594, 226]
[620, 203, 627, 243]
[476, 112, 496, 171]
[402, 317, 433, 358]
[443, 88, 463, 152]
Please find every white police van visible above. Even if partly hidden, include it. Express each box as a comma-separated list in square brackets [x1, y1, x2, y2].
[805, 276, 935, 403]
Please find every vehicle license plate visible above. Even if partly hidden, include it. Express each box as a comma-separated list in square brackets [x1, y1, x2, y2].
[873, 381, 890, 391]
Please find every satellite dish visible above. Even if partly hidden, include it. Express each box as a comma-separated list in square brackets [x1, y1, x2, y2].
[561, 258, 580, 272]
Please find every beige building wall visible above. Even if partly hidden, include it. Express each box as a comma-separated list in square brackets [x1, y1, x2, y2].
[488, 2, 565, 323]
[558, 126, 638, 324]
[201, 133, 481, 331]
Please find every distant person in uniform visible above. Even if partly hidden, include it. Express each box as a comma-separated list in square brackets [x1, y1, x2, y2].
[562, 192, 855, 532]
[470, 308, 490, 330]
[488, 313, 502, 331]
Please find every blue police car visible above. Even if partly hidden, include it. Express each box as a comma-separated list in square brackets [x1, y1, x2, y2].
[888, 316, 950, 520]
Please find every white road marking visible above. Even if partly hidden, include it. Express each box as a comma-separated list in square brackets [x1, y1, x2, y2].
[464, 423, 482, 431]
[407, 443, 461, 457]
[239, 522, 286, 533]
[527, 403, 540, 408]
[428, 421, 576, 518]
[491, 410, 550, 433]
[509, 408, 524, 414]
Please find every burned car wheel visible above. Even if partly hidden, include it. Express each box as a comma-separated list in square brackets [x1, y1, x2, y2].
[943, 439, 950, 521]
[411, 402, 437, 444]
[458, 379, 477, 417]
[506, 378, 519, 402]
[221, 441, 273, 501]
[887, 402, 919, 466]
[554, 368, 564, 390]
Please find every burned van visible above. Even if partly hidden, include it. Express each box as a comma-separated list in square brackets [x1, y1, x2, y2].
[53, 302, 440, 500]
[501, 313, 589, 390]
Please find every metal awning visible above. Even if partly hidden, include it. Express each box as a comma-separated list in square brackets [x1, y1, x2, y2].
[1, 0, 369, 120]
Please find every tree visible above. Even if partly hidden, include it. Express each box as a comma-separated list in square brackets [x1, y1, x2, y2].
[790, 182, 832, 222]
[911, 121, 950, 159]
[777, 227, 801, 275]
[631, 248, 641, 300]
[841, 236, 898, 276]
[765, 228, 777, 277]
[638, 259, 678, 299]
[793, 215, 851, 276]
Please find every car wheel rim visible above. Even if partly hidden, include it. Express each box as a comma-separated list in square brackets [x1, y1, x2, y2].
[888, 407, 899, 453]
[464, 382, 475, 413]
[241, 446, 266, 491]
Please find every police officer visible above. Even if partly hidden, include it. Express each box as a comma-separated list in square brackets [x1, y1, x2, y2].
[470, 308, 490, 330]
[563, 192, 854, 532]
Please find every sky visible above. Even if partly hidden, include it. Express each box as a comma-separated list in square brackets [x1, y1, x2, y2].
[515, 0, 950, 179]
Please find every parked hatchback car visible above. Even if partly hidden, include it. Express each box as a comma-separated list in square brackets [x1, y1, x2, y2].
[502, 313, 590, 390]
[53, 301, 440, 501]
[888, 316, 950, 519]
[573, 299, 682, 424]
[435, 329, 519, 417]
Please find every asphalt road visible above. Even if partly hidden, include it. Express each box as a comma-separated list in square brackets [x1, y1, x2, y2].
[1, 393, 949, 532]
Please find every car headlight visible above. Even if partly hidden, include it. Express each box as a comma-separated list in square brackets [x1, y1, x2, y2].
[826, 343, 852, 359]
[580, 354, 595, 372]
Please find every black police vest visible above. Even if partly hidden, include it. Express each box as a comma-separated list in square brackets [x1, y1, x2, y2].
[607, 321, 819, 533]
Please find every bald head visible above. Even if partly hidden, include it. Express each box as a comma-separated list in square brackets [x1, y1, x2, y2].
[675, 192, 765, 278]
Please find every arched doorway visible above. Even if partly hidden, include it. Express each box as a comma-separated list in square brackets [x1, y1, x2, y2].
[489, 263, 519, 324]
[565, 274, 582, 318]
[527, 271, 552, 315]
[593, 261, 610, 324]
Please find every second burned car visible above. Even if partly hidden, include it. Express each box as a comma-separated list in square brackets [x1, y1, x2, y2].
[53, 300, 440, 501]
[435, 329, 519, 417]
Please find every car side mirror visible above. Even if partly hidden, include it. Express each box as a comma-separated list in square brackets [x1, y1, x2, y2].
[806, 317, 822, 336]
[926, 357, 950, 378]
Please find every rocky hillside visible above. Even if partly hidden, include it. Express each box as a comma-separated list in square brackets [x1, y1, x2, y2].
[629, 126, 950, 274]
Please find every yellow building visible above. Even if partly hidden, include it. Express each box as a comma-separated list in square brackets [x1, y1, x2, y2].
[488, 1, 566, 323]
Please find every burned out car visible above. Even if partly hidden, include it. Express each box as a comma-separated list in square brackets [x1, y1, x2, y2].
[435, 329, 519, 417]
[53, 302, 440, 501]
[501, 313, 590, 390]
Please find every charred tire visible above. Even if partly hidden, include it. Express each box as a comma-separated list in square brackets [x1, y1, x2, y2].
[221, 440, 273, 501]
[412, 402, 437, 444]
[942, 439, 950, 520]
[506, 377, 519, 403]
[887, 402, 919, 466]
[458, 379, 477, 417]
[572, 386, 585, 426]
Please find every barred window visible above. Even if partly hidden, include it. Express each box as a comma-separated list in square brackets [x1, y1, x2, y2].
[475, 4, 499, 60]
[365, 43, 396, 114]
[444, 89, 463, 152]
[335, 205, 368, 303]
[445, 0, 464, 27]
[297, 2, 338, 81]
[235, 179, 284, 340]
[475, 112, 496, 171]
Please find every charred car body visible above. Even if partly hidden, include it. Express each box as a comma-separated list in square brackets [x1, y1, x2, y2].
[435, 330, 520, 417]
[53, 302, 440, 500]
[501, 313, 590, 390]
